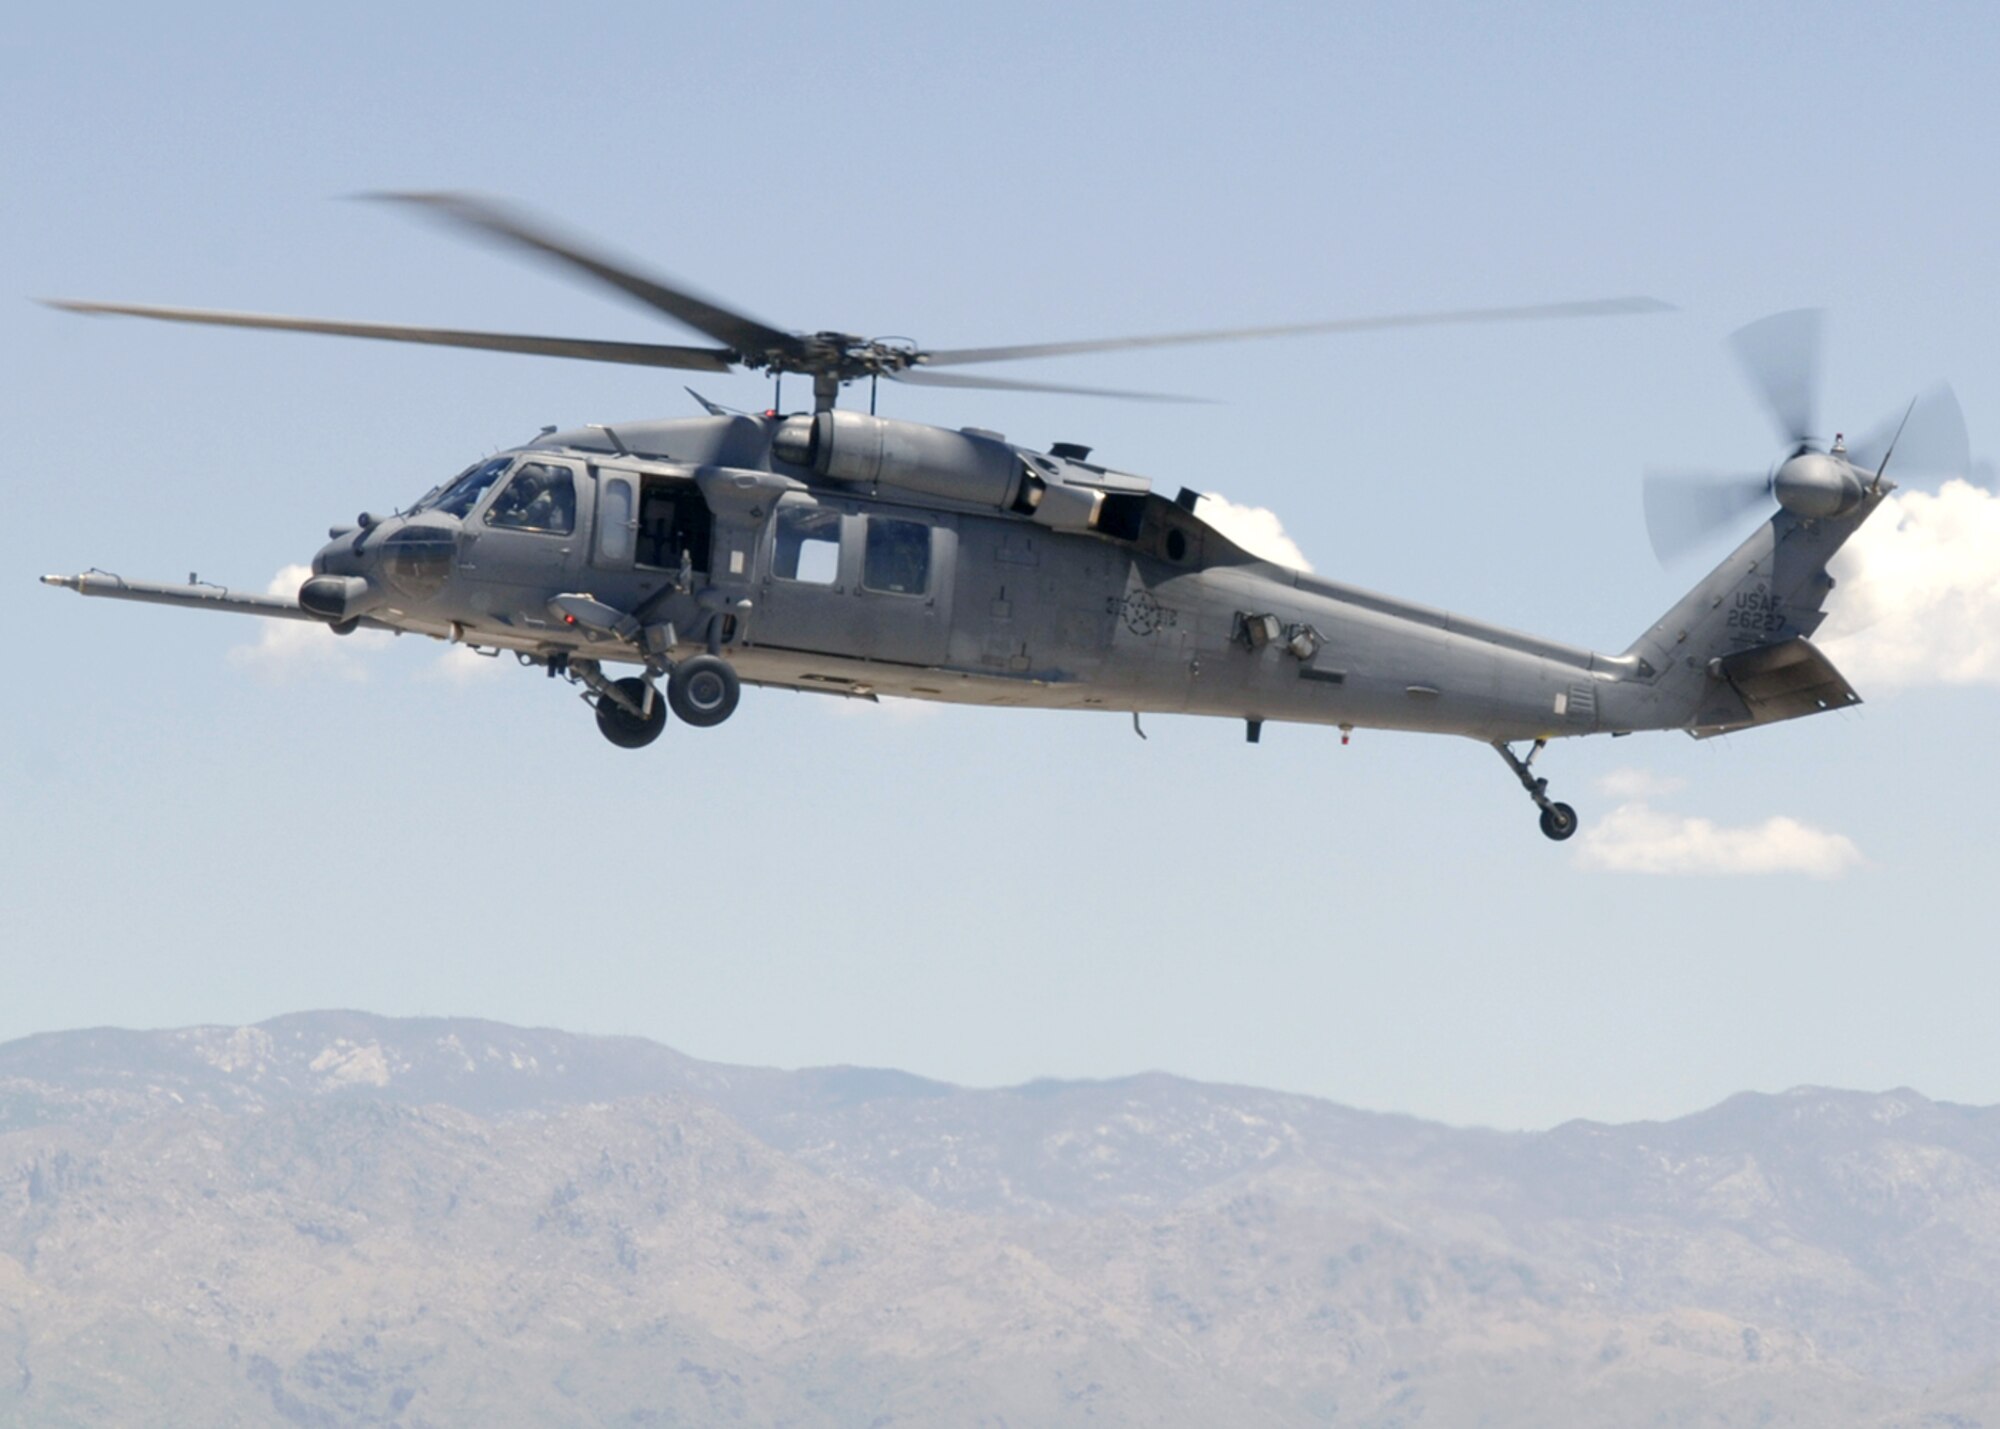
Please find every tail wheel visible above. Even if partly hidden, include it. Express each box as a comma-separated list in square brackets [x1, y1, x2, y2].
[1538, 802, 1579, 841]
[668, 655, 741, 728]
[595, 676, 666, 749]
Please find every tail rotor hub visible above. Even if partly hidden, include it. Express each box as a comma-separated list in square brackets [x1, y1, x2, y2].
[1772, 450, 1864, 518]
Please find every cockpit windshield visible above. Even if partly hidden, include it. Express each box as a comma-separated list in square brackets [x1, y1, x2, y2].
[417, 457, 514, 518]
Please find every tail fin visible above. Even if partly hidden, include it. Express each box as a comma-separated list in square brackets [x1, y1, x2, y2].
[1607, 491, 1883, 737]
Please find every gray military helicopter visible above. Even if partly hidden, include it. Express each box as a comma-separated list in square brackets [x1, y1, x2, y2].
[40, 195, 1969, 839]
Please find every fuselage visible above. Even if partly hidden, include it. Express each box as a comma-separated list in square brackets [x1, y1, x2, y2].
[307, 412, 1639, 746]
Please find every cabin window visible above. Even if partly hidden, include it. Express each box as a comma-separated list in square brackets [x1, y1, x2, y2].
[863, 518, 931, 596]
[774, 504, 842, 584]
[484, 462, 576, 535]
[595, 473, 636, 565]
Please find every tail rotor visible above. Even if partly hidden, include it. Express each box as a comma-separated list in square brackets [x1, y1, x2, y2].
[1642, 310, 1977, 564]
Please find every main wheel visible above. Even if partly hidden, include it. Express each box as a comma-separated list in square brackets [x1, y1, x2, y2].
[1538, 802, 1579, 841]
[668, 655, 741, 728]
[595, 677, 666, 749]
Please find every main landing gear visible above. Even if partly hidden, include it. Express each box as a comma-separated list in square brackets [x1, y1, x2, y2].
[666, 654, 741, 728]
[594, 676, 665, 749]
[1493, 739, 1579, 842]
[565, 655, 742, 749]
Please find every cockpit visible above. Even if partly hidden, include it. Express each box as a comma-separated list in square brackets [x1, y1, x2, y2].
[412, 456, 576, 535]
[414, 456, 512, 518]
[313, 454, 587, 603]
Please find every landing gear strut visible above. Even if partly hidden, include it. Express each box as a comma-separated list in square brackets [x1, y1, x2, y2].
[1493, 739, 1578, 842]
[571, 660, 666, 749]
[563, 653, 741, 748]
[594, 677, 665, 748]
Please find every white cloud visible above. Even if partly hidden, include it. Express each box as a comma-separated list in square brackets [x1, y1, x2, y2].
[1194, 494, 1313, 570]
[1575, 801, 1862, 879]
[1819, 479, 2000, 689]
[1594, 768, 1687, 801]
[227, 564, 391, 681]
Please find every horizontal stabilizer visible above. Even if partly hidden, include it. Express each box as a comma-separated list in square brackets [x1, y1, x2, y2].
[1691, 638, 1860, 738]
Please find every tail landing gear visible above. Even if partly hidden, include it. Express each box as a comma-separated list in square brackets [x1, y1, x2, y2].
[1493, 739, 1579, 842]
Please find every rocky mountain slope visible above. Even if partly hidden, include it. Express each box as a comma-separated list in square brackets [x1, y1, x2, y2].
[4, 1012, 1999, 1426]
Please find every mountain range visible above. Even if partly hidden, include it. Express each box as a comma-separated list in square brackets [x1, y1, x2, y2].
[4, 1011, 1999, 1426]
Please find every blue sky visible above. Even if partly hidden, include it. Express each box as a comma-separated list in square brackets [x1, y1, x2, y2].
[4, 2, 1996, 1129]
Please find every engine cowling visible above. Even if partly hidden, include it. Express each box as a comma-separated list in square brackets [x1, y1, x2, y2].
[773, 411, 1024, 510]
[771, 411, 1146, 536]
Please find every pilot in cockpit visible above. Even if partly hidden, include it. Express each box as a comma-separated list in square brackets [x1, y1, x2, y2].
[487, 462, 575, 534]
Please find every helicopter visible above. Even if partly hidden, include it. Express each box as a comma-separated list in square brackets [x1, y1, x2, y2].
[39, 193, 1971, 840]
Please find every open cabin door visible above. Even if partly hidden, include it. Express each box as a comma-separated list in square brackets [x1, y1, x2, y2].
[591, 467, 715, 578]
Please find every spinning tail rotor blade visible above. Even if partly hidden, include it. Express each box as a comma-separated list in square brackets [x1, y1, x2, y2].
[1642, 468, 1772, 564]
[1730, 308, 1823, 447]
[1848, 383, 1973, 485]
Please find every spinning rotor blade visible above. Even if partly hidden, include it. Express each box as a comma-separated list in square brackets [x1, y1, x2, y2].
[918, 296, 1673, 368]
[364, 190, 799, 361]
[1730, 308, 1823, 447]
[50, 193, 1677, 408]
[1848, 383, 1974, 485]
[41, 300, 737, 371]
[1642, 468, 1772, 564]
[889, 368, 1198, 402]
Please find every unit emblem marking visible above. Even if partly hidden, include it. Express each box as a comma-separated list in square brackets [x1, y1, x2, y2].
[1110, 590, 1177, 636]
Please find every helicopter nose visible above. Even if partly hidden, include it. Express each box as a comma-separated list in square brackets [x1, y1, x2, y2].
[312, 531, 365, 578]
[303, 528, 385, 618]
[297, 574, 383, 622]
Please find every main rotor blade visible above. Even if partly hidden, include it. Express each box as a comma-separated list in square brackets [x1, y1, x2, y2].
[1642, 468, 1773, 565]
[890, 368, 1200, 402]
[364, 190, 798, 360]
[1847, 383, 1973, 486]
[43, 300, 738, 371]
[915, 296, 1673, 369]
[1730, 308, 1823, 447]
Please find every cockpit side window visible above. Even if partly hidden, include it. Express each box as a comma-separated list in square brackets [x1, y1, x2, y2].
[484, 462, 576, 535]
[427, 457, 513, 518]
